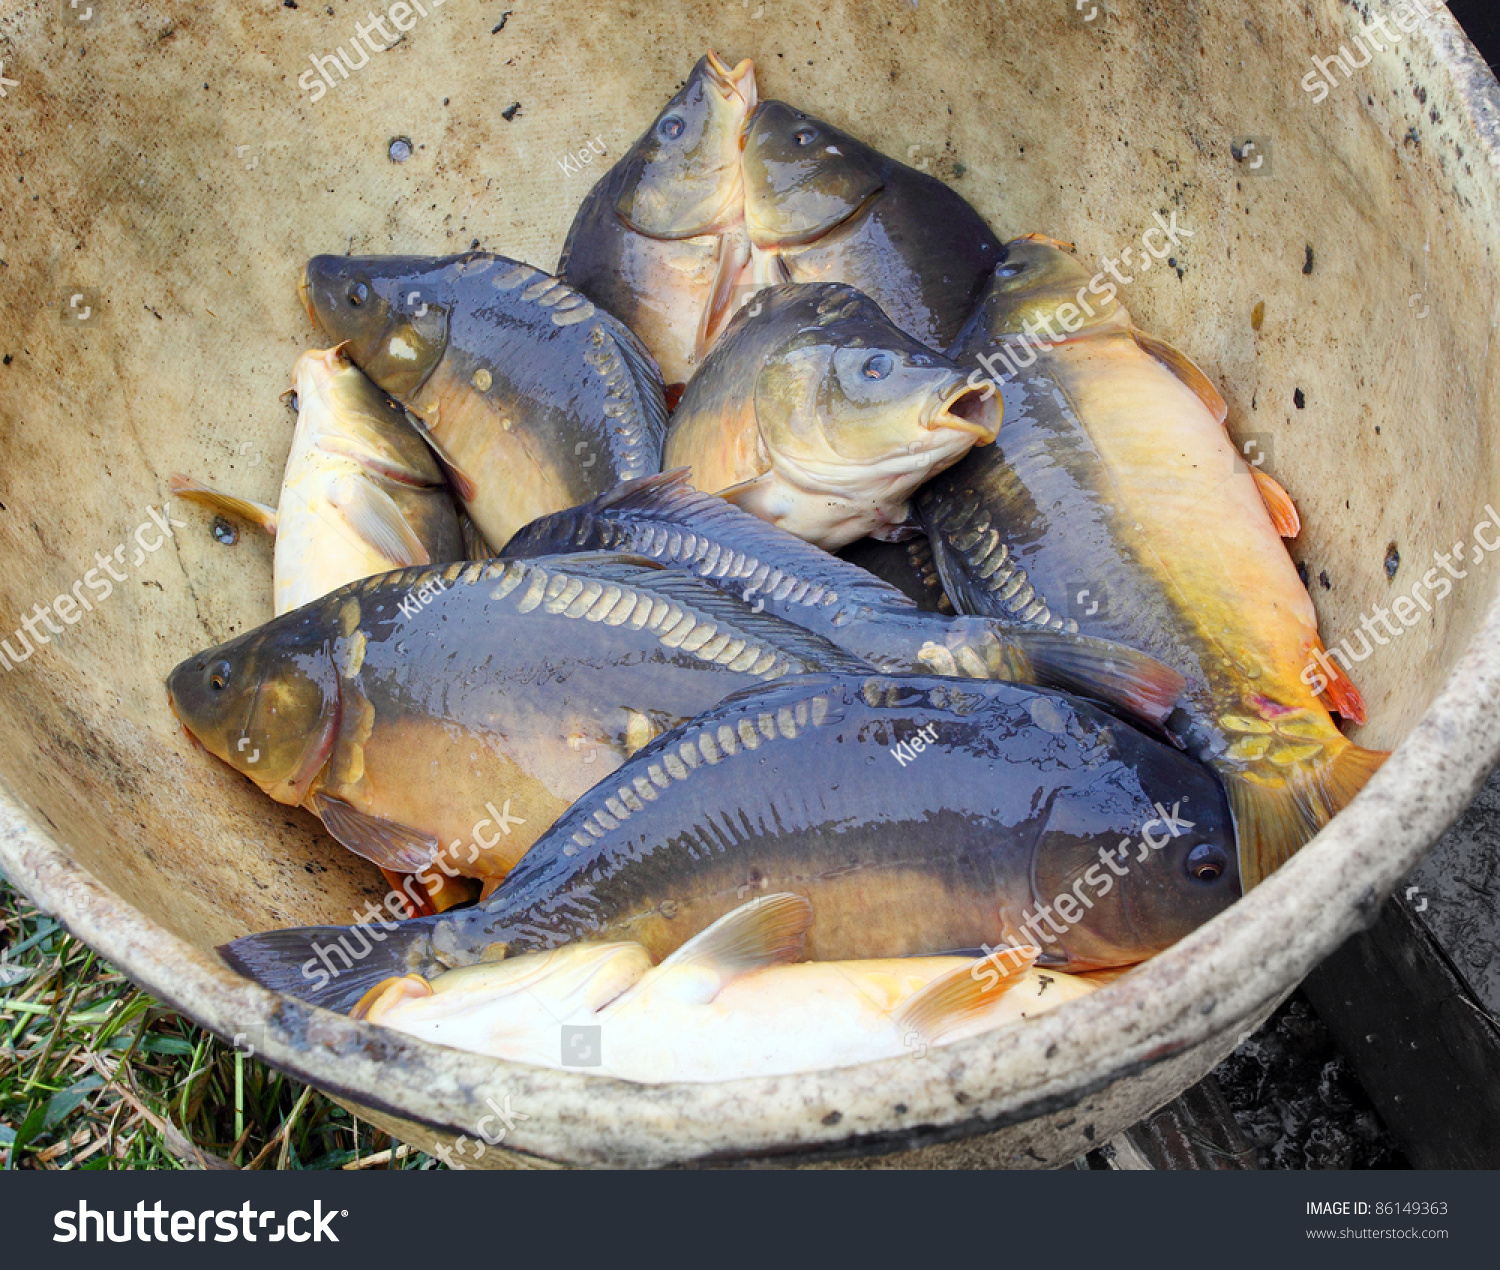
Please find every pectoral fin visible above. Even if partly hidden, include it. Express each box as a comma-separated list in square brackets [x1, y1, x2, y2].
[169, 474, 278, 535]
[698, 232, 754, 357]
[894, 945, 1040, 1044]
[405, 411, 480, 503]
[1252, 469, 1302, 538]
[313, 793, 440, 873]
[329, 474, 431, 567]
[458, 511, 496, 560]
[1134, 331, 1229, 423]
[658, 893, 812, 977]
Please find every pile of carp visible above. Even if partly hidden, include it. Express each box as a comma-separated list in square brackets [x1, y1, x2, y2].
[165, 52, 1385, 1084]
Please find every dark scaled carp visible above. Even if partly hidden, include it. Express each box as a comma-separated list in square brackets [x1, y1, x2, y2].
[558, 52, 758, 388]
[300, 252, 667, 551]
[742, 101, 1004, 352]
[662, 283, 999, 549]
[503, 470, 1185, 725]
[220, 672, 1240, 1013]
[919, 238, 1387, 888]
[166, 554, 866, 888]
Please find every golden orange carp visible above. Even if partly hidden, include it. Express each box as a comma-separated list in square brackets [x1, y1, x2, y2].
[920, 238, 1386, 888]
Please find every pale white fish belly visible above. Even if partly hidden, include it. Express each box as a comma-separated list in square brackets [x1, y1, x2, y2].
[372, 956, 1096, 1083]
[272, 458, 398, 614]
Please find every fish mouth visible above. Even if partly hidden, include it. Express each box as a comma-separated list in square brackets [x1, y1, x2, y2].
[705, 50, 757, 114]
[926, 384, 1000, 444]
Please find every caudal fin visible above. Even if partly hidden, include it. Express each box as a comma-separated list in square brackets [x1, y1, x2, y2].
[1224, 741, 1388, 889]
[941, 622, 1186, 725]
[218, 917, 446, 1015]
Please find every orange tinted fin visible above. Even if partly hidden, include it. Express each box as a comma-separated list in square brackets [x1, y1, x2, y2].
[313, 794, 440, 873]
[659, 893, 812, 976]
[698, 231, 753, 357]
[479, 876, 505, 903]
[1253, 469, 1302, 538]
[1313, 642, 1368, 724]
[379, 869, 435, 919]
[1017, 233, 1077, 252]
[1223, 743, 1388, 889]
[169, 474, 278, 535]
[895, 945, 1040, 1044]
[1133, 331, 1229, 424]
[947, 624, 1186, 725]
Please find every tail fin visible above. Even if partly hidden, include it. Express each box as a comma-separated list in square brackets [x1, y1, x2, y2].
[940, 622, 1186, 725]
[218, 917, 446, 1015]
[1224, 742, 1388, 889]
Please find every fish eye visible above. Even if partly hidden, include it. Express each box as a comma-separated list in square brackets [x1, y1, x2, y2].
[861, 351, 894, 380]
[1185, 842, 1229, 883]
[348, 282, 369, 307]
[207, 659, 233, 693]
[658, 114, 686, 140]
[794, 126, 817, 147]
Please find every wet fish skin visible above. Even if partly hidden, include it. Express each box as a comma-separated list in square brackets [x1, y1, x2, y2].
[559, 52, 758, 387]
[838, 534, 955, 615]
[220, 672, 1240, 1012]
[662, 283, 999, 550]
[742, 101, 1004, 351]
[920, 238, 1386, 887]
[502, 471, 1185, 724]
[172, 348, 465, 615]
[301, 252, 667, 551]
[355, 895, 1097, 1083]
[167, 553, 867, 885]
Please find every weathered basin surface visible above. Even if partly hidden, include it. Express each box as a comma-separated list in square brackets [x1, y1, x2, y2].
[2, 0, 1499, 1166]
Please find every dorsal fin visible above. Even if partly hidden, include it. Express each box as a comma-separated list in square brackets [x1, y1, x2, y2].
[509, 469, 919, 619]
[658, 894, 812, 976]
[894, 945, 1039, 1043]
[1134, 330, 1229, 423]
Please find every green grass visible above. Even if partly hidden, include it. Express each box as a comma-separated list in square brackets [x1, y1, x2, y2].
[0, 872, 434, 1170]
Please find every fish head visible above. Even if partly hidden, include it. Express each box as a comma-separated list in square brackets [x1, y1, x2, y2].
[301, 255, 452, 397]
[961, 238, 1126, 344]
[1028, 740, 1240, 967]
[753, 287, 999, 485]
[166, 609, 344, 807]
[742, 102, 885, 247]
[614, 52, 757, 239]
